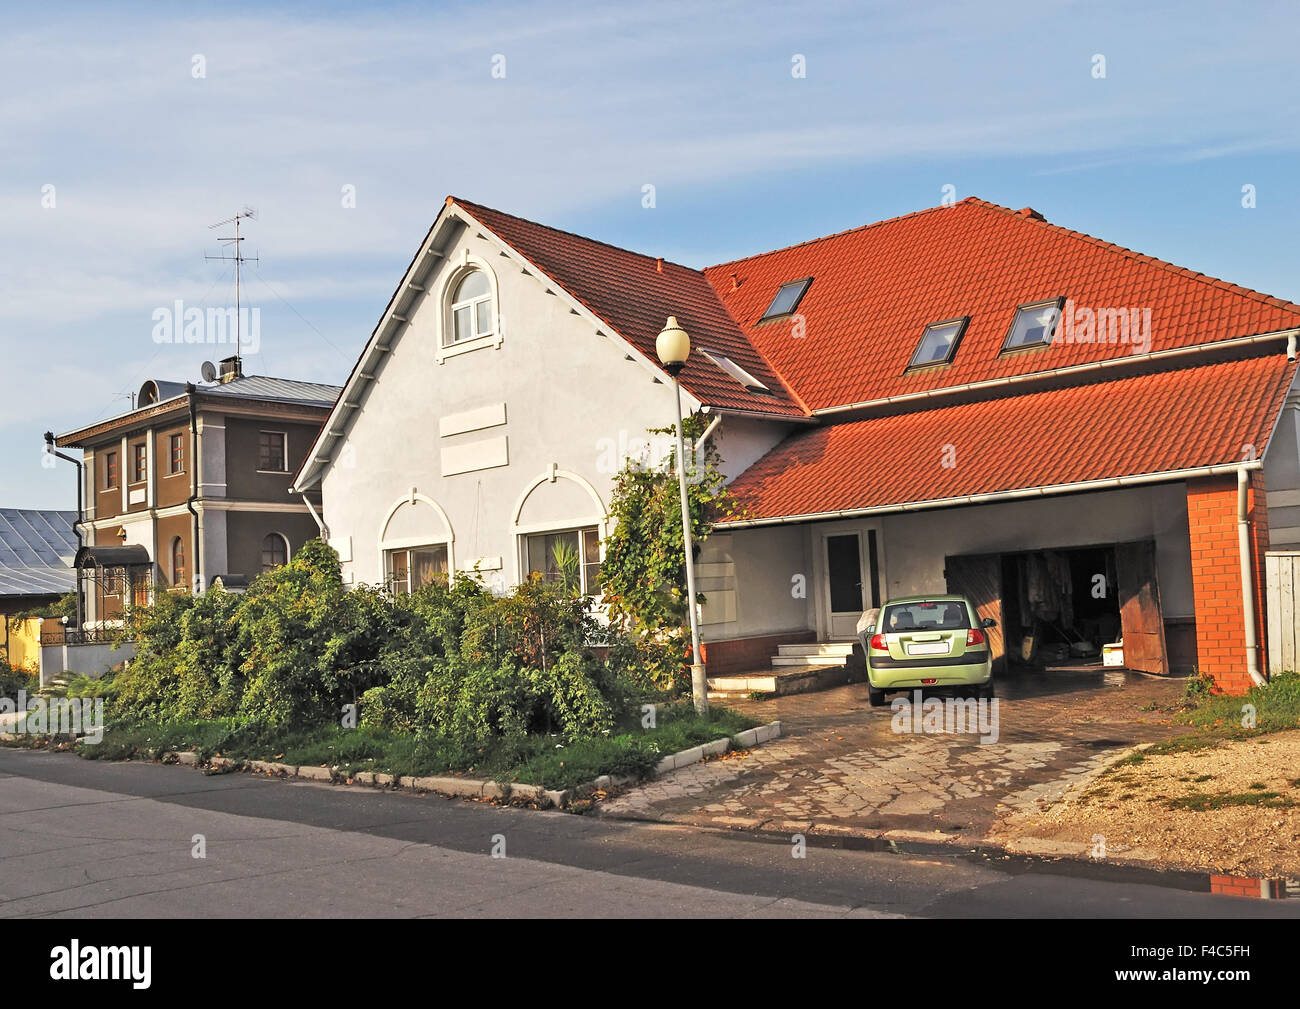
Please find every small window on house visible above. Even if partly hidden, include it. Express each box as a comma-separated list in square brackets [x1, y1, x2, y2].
[171, 537, 186, 588]
[169, 434, 185, 474]
[524, 526, 602, 596]
[104, 451, 118, 489]
[759, 278, 812, 321]
[700, 350, 771, 393]
[1001, 299, 1063, 352]
[448, 269, 494, 345]
[384, 544, 449, 594]
[131, 443, 147, 483]
[259, 431, 287, 472]
[907, 317, 969, 370]
[261, 533, 289, 572]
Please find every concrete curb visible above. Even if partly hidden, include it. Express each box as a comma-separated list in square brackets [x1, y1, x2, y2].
[156, 718, 783, 811]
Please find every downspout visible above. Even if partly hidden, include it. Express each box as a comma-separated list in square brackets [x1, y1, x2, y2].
[1237, 467, 1267, 687]
[299, 492, 328, 540]
[694, 413, 722, 453]
[185, 384, 201, 593]
[44, 431, 84, 630]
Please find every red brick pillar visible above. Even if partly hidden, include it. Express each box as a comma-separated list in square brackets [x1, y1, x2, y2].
[1186, 473, 1269, 693]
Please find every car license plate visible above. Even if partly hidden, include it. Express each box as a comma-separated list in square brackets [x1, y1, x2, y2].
[907, 642, 949, 656]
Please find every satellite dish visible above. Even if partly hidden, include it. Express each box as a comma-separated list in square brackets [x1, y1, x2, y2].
[201, 361, 217, 383]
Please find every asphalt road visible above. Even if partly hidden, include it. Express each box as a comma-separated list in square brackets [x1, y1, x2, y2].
[1, 748, 1296, 919]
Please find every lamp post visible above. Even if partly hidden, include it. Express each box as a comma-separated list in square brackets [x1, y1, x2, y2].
[655, 316, 709, 715]
[44, 431, 84, 631]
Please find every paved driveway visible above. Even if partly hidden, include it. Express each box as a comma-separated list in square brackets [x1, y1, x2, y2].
[599, 668, 1187, 844]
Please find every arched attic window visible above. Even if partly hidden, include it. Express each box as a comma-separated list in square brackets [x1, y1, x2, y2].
[447, 269, 494, 345]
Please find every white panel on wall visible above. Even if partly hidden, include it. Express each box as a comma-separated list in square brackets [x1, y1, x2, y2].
[441, 436, 509, 476]
[329, 535, 353, 562]
[439, 402, 507, 439]
[701, 589, 737, 625]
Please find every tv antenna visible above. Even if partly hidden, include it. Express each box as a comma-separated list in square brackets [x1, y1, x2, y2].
[205, 207, 259, 373]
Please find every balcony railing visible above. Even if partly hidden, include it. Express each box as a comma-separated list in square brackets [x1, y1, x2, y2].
[39, 626, 123, 647]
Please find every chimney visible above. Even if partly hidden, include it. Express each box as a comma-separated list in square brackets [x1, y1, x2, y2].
[1017, 207, 1046, 222]
[730, 273, 740, 291]
[218, 355, 243, 384]
[656, 257, 663, 274]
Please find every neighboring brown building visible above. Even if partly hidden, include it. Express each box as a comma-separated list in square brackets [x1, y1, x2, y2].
[55, 357, 340, 629]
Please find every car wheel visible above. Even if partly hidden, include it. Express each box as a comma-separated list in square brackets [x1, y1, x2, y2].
[980, 681, 995, 700]
[868, 685, 886, 707]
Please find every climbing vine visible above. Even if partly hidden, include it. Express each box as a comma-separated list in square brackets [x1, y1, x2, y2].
[598, 415, 744, 687]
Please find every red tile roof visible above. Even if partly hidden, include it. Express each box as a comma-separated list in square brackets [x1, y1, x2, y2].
[452, 198, 808, 418]
[703, 198, 1300, 412]
[721, 353, 1297, 524]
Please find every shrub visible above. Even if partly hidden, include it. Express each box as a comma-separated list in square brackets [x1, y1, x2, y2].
[0, 661, 37, 700]
[112, 540, 653, 753]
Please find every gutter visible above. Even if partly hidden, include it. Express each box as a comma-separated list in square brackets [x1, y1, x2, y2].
[1237, 467, 1267, 687]
[185, 384, 201, 592]
[718, 460, 1264, 529]
[814, 327, 1300, 419]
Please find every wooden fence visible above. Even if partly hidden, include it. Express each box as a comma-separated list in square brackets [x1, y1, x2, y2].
[1265, 551, 1300, 674]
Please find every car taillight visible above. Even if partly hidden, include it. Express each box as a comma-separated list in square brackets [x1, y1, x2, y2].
[869, 634, 887, 650]
[966, 628, 986, 646]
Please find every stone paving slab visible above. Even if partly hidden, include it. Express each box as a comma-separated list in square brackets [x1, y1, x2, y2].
[599, 667, 1187, 846]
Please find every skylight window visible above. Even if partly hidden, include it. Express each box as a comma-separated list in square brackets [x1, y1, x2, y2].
[701, 350, 770, 393]
[907, 317, 969, 370]
[1001, 299, 1063, 352]
[759, 278, 812, 321]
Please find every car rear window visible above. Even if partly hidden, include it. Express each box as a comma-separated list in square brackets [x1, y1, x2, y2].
[881, 600, 970, 632]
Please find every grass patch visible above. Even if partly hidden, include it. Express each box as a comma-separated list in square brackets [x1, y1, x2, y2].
[1175, 670, 1300, 735]
[75, 703, 762, 793]
[1166, 791, 1295, 812]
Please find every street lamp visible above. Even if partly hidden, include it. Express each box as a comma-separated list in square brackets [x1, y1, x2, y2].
[655, 316, 709, 715]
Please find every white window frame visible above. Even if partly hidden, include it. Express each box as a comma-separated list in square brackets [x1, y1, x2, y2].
[519, 524, 603, 598]
[383, 541, 451, 595]
[437, 255, 503, 363]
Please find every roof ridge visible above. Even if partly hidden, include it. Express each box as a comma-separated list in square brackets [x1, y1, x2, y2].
[703, 199, 975, 272]
[450, 196, 699, 275]
[964, 198, 1300, 316]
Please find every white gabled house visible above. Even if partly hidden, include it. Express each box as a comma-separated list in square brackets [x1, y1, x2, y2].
[292, 196, 1300, 694]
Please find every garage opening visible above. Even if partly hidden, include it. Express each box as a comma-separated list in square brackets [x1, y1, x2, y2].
[1000, 547, 1120, 669]
[945, 539, 1170, 676]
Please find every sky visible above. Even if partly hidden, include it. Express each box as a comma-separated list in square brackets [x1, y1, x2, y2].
[4, 0, 1299, 509]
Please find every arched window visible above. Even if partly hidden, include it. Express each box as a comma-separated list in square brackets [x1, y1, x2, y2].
[261, 533, 289, 573]
[447, 269, 494, 345]
[171, 537, 186, 588]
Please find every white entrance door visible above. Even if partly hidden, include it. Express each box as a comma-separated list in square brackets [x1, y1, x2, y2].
[825, 532, 866, 638]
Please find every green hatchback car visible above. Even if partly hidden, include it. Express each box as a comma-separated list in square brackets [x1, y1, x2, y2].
[857, 595, 996, 707]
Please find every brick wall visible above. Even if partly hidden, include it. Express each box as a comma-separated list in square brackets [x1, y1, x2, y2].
[1186, 474, 1269, 693]
[693, 630, 817, 675]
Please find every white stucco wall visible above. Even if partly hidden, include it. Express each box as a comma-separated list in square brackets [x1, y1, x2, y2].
[318, 221, 791, 592]
[698, 526, 814, 639]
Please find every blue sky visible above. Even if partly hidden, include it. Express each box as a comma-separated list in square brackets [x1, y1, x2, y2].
[4, 0, 1299, 508]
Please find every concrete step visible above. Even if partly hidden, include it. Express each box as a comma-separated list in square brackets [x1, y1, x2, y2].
[772, 654, 850, 667]
[776, 642, 856, 657]
[707, 663, 857, 698]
